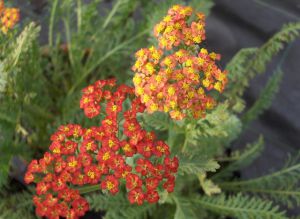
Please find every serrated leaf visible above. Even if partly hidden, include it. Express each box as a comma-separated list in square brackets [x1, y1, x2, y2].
[242, 68, 283, 126]
[7, 22, 41, 68]
[225, 22, 300, 107]
[178, 153, 220, 175]
[225, 48, 258, 97]
[213, 136, 264, 180]
[220, 153, 300, 208]
[189, 103, 242, 149]
[199, 173, 221, 196]
[0, 22, 40, 95]
[143, 111, 170, 131]
[0, 190, 35, 219]
[174, 197, 197, 219]
[194, 193, 287, 219]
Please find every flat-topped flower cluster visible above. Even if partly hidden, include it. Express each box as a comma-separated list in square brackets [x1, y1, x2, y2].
[23, 4, 228, 219]
[132, 5, 227, 120]
[25, 79, 178, 219]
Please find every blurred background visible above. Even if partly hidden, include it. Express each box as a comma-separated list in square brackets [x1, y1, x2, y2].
[8, 0, 300, 216]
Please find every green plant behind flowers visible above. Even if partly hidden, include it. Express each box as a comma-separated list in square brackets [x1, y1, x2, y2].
[0, 0, 299, 218]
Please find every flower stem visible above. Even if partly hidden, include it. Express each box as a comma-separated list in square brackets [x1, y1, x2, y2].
[102, 0, 122, 30]
[181, 128, 189, 153]
[49, 0, 58, 47]
[77, 0, 82, 33]
[77, 184, 101, 194]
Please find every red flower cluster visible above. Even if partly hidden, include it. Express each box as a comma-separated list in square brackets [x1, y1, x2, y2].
[25, 79, 178, 219]
[0, 0, 20, 34]
[132, 5, 228, 120]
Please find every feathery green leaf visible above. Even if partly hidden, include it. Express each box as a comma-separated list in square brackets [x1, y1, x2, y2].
[194, 193, 287, 219]
[220, 153, 300, 208]
[242, 68, 283, 126]
[213, 136, 264, 180]
[178, 153, 220, 175]
[173, 197, 197, 219]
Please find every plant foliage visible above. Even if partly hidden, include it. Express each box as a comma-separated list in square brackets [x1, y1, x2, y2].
[220, 153, 300, 208]
[194, 193, 287, 219]
[0, 0, 299, 218]
[242, 68, 283, 127]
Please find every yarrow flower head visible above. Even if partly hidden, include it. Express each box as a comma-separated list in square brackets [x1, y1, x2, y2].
[0, 0, 20, 34]
[132, 5, 228, 120]
[25, 79, 178, 219]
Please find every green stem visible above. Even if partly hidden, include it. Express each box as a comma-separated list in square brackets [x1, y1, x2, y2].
[49, 0, 58, 47]
[181, 128, 189, 153]
[77, 0, 82, 33]
[167, 121, 173, 147]
[67, 28, 150, 96]
[63, 18, 75, 70]
[102, 0, 123, 30]
[221, 185, 300, 197]
[219, 163, 300, 187]
[215, 155, 240, 162]
[254, 0, 300, 20]
[77, 184, 101, 194]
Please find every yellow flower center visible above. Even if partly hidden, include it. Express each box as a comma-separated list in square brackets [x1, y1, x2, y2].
[53, 148, 60, 154]
[68, 160, 77, 167]
[86, 142, 92, 150]
[112, 105, 117, 111]
[108, 140, 115, 148]
[157, 145, 165, 152]
[87, 171, 95, 179]
[167, 86, 176, 96]
[123, 144, 131, 152]
[103, 152, 110, 161]
[107, 181, 114, 190]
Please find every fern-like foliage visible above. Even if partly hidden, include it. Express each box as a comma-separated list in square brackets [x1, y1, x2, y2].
[0, 23, 41, 188]
[173, 196, 198, 219]
[194, 193, 287, 219]
[242, 68, 283, 126]
[198, 173, 221, 196]
[141, 111, 186, 150]
[0, 190, 36, 219]
[224, 47, 257, 111]
[220, 153, 300, 208]
[249, 22, 300, 75]
[6, 23, 40, 68]
[225, 22, 300, 108]
[178, 152, 220, 175]
[195, 103, 241, 139]
[187, 103, 242, 157]
[86, 192, 154, 219]
[142, 112, 171, 131]
[0, 22, 40, 94]
[0, 1, 298, 219]
[213, 136, 264, 180]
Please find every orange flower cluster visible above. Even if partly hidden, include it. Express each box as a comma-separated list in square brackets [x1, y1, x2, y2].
[25, 79, 178, 219]
[154, 5, 205, 49]
[0, 0, 20, 33]
[132, 5, 228, 120]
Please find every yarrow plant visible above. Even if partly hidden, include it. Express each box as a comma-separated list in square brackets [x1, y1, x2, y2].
[1, 1, 299, 219]
[25, 79, 178, 219]
[0, 0, 19, 34]
[132, 5, 228, 120]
